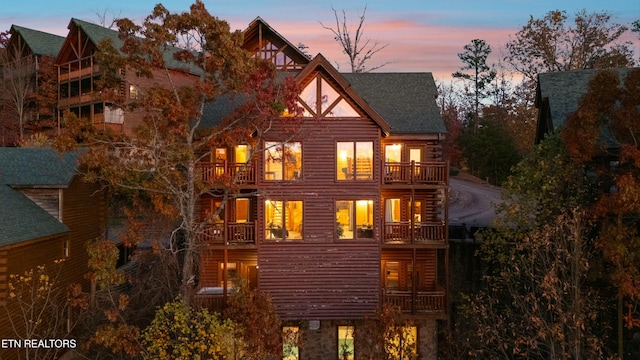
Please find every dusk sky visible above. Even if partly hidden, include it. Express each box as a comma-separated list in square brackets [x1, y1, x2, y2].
[2, 0, 639, 82]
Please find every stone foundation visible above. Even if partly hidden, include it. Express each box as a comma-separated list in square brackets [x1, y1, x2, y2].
[283, 318, 439, 359]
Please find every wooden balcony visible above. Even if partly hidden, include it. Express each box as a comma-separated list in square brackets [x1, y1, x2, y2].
[383, 222, 446, 245]
[199, 161, 256, 185]
[58, 93, 96, 108]
[59, 64, 101, 81]
[384, 161, 448, 185]
[382, 284, 446, 314]
[201, 222, 256, 245]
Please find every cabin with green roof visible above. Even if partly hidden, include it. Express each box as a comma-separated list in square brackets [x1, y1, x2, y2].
[55, 18, 200, 135]
[0, 148, 107, 348]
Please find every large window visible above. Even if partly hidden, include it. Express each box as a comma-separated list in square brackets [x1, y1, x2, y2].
[337, 142, 373, 180]
[265, 142, 302, 180]
[265, 200, 303, 240]
[338, 326, 354, 360]
[336, 200, 374, 239]
[298, 75, 360, 117]
[387, 326, 418, 359]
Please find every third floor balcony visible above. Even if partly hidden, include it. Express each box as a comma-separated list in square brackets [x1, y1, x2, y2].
[384, 161, 448, 185]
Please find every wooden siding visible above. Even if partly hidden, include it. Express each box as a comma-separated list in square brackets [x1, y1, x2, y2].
[0, 176, 106, 344]
[259, 242, 380, 320]
[19, 188, 60, 219]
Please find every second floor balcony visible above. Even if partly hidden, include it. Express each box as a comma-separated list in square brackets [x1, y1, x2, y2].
[383, 221, 446, 245]
[381, 283, 446, 315]
[199, 162, 256, 185]
[201, 222, 256, 245]
[384, 161, 448, 185]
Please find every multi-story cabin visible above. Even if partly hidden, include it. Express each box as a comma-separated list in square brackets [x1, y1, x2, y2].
[2, 25, 64, 143]
[0, 148, 107, 359]
[195, 18, 449, 358]
[54, 18, 200, 136]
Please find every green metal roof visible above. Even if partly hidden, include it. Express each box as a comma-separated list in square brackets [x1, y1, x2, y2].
[10, 25, 65, 57]
[0, 148, 79, 246]
[70, 18, 202, 75]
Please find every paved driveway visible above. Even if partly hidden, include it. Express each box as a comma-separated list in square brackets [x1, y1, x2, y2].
[449, 176, 503, 227]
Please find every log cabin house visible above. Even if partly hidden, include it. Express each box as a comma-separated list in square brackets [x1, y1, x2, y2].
[2, 25, 65, 143]
[194, 18, 449, 359]
[0, 148, 107, 357]
[54, 18, 200, 136]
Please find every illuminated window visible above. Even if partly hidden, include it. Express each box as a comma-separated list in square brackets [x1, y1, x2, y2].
[337, 142, 373, 180]
[386, 326, 417, 359]
[336, 200, 374, 239]
[298, 75, 359, 117]
[265, 142, 302, 181]
[129, 84, 139, 100]
[265, 200, 303, 240]
[385, 144, 402, 163]
[235, 145, 250, 163]
[283, 326, 299, 360]
[385, 198, 401, 223]
[338, 326, 354, 360]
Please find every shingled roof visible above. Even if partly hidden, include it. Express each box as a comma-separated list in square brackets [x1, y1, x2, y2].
[67, 18, 201, 75]
[0, 148, 80, 246]
[9, 25, 65, 57]
[343, 72, 445, 135]
[535, 68, 637, 143]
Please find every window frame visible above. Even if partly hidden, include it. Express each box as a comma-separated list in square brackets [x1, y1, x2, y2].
[335, 199, 375, 241]
[265, 199, 304, 241]
[336, 141, 374, 181]
[264, 141, 302, 181]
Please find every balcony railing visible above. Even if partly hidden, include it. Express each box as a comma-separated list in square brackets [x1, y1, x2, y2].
[384, 161, 448, 185]
[382, 285, 446, 314]
[201, 222, 255, 245]
[59, 64, 101, 81]
[199, 162, 256, 185]
[383, 222, 446, 244]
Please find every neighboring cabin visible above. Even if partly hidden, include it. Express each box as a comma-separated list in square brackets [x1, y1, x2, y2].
[0, 148, 107, 354]
[2, 25, 65, 143]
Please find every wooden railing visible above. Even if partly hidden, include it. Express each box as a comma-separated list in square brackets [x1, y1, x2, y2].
[199, 162, 256, 185]
[382, 285, 446, 314]
[59, 64, 100, 81]
[384, 161, 448, 185]
[201, 222, 255, 245]
[383, 222, 446, 244]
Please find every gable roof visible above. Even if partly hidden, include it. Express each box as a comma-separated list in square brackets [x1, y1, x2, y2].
[0, 148, 79, 187]
[9, 25, 65, 57]
[243, 17, 311, 70]
[58, 18, 200, 75]
[342, 72, 445, 135]
[0, 148, 80, 246]
[535, 67, 637, 143]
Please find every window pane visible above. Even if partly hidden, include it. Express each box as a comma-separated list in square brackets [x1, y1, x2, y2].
[320, 78, 339, 114]
[336, 201, 353, 239]
[355, 200, 373, 238]
[338, 326, 354, 360]
[385, 144, 402, 162]
[387, 326, 418, 359]
[266, 200, 284, 238]
[327, 99, 359, 117]
[286, 201, 303, 239]
[355, 142, 373, 180]
[385, 199, 401, 223]
[235, 145, 249, 163]
[299, 77, 317, 116]
[337, 142, 354, 180]
[265, 142, 283, 180]
[284, 142, 301, 180]
[283, 327, 299, 360]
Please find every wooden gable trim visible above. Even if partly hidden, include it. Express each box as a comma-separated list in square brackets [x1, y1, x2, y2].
[242, 17, 310, 70]
[295, 54, 391, 135]
[56, 20, 94, 66]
